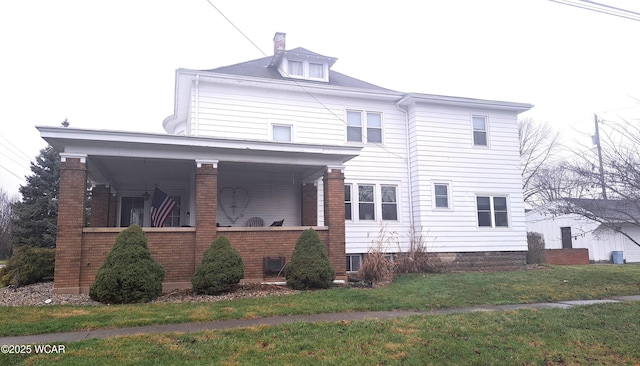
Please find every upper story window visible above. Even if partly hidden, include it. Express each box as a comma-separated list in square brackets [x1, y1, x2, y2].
[282, 58, 328, 81]
[473, 116, 488, 146]
[309, 63, 324, 78]
[272, 124, 292, 142]
[476, 195, 509, 228]
[346, 110, 383, 143]
[287, 60, 303, 76]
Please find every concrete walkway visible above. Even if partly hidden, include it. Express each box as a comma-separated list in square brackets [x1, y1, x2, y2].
[2, 295, 639, 345]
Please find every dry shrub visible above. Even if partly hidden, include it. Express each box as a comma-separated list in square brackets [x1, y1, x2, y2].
[395, 226, 442, 274]
[358, 227, 395, 284]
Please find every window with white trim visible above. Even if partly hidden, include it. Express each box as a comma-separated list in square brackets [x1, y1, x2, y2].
[344, 184, 352, 221]
[346, 254, 362, 272]
[434, 183, 450, 209]
[272, 124, 292, 142]
[476, 195, 509, 228]
[309, 63, 324, 78]
[346, 110, 383, 143]
[472, 116, 488, 146]
[358, 185, 375, 220]
[381, 185, 398, 220]
[282, 59, 328, 81]
[287, 60, 303, 76]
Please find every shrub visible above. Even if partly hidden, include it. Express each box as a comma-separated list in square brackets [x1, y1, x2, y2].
[89, 225, 164, 304]
[191, 236, 244, 295]
[0, 246, 55, 287]
[358, 250, 394, 284]
[395, 226, 443, 274]
[284, 229, 335, 290]
[527, 232, 546, 264]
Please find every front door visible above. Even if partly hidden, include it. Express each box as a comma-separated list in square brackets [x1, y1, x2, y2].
[561, 227, 572, 249]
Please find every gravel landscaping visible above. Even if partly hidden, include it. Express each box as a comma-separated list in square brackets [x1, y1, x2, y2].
[0, 281, 300, 306]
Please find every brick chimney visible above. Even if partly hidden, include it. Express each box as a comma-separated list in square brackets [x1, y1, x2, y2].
[273, 32, 286, 55]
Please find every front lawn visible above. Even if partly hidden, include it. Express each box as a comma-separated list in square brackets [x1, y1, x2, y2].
[3, 301, 640, 365]
[1, 265, 639, 337]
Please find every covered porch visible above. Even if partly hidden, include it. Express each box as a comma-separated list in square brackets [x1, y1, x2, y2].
[39, 127, 360, 294]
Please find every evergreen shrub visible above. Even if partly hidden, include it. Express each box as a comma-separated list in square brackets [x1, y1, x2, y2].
[0, 246, 55, 287]
[89, 225, 164, 304]
[284, 229, 335, 290]
[192, 236, 244, 295]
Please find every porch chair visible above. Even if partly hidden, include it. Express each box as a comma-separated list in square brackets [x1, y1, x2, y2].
[270, 219, 284, 227]
[246, 217, 264, 227]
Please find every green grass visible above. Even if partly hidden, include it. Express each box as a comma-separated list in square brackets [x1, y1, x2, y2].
[1, 265, 639, 338]
[3, 301, 639, 365]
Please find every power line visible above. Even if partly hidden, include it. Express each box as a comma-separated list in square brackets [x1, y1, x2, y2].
[548, 0, 640, 22]
[0, 149, 30, 169]
[0, 135, 33, 163]
[0, 162, 27, 183]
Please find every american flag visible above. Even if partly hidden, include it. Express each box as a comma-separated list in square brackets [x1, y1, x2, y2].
[150, 187, 176, 227]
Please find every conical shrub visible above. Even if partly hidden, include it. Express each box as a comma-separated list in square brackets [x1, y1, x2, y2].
[284, 229, 335, 290]
[89, 225, 164, 304]
[192, 236, 244, 295]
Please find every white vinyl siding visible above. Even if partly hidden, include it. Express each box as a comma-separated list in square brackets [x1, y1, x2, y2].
[405, 102, 526, 252]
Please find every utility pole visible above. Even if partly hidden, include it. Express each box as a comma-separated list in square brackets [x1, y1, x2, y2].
[593, 114, 607, 199]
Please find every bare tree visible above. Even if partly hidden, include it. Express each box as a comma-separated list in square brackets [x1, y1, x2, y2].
[0, 188, 17, 259]
[518, 117, 562, 206]
[553, 117, 640, 247]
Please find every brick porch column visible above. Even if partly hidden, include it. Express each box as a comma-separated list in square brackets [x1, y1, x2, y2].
[323, 166, 346, 281]
[53, 154, 88, 294]
[89, 185, 110, 227]
[195, 160, 218, 268]
[301, 182, 318, 226]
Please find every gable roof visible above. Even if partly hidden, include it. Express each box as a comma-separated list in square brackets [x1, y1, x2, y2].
[566, 198, 640, 223]
[202, 47, 394, 91]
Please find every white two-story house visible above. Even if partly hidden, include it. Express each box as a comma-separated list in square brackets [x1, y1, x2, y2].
[41, 33, 532, 294]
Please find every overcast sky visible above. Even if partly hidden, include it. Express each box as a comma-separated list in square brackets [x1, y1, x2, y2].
[1, 0, 639, 197]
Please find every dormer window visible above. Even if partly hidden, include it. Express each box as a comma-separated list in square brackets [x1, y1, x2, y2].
[287, 60, 303, 77]
[309, 63, 324, 78]
[281, 58, 329, 82]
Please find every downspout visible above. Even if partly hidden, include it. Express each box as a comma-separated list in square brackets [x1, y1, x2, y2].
[395, 101, 415, 231]
[194, 74, 200, 136]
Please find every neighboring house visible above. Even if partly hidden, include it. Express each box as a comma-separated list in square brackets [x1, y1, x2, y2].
[526, 199, 640, 263]
[40, 33, 533, 294]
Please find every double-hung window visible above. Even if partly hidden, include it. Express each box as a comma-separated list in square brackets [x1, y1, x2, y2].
[344, 184, 352, 221]
[358, 185, 375, 220]
[477, 195, 509, 228]
[473, 116, 488, 146]
[381, 186, 397, 220]
[347, 184, 399, 222]
[434, 183, 450, 209]
[346, 111, 382, 143]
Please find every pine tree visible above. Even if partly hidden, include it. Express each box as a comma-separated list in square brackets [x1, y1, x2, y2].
[11, 146, 60, 248]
